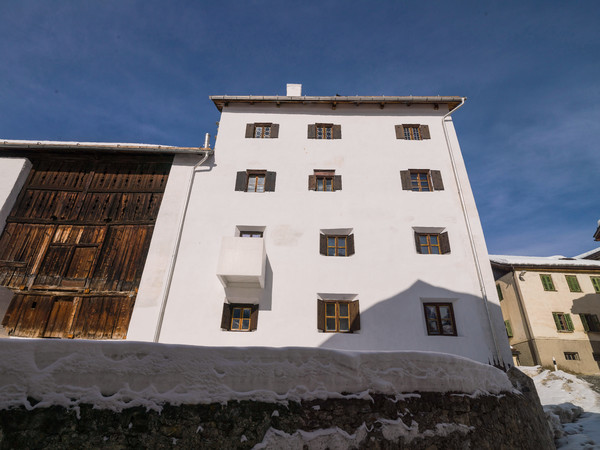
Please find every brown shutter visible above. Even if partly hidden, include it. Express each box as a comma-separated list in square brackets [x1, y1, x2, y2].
[350, 300, 360, 332]
[414, 233, 422, 254]
[221, 304, 232, 330]
[431, 170, 444, 191]
[347, 234, 355, 256]
[400, 170, 411, 190]
[332, 125, 342, 139]
[265, 171, 277, 192]
[420, 125, 431, 139]
[308, 175, 316, 190]
[250, 305, 259, 331]
[245, 124, 255, 138]
[317, 300, 325, 331]
[307, 124, 316, 139]
[319, 234, 327, 255]
[333, 175, 342, 191]
[440, 232, 451, 254]
[270, 124, 279, 138]
[395, 125, 405, 139]
[235, 171, 247, 191]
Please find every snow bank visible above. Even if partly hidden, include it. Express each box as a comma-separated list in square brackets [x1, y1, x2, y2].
[0, 340, 512, 412]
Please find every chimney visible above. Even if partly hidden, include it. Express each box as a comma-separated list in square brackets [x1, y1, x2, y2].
[286, 83, 302, 96]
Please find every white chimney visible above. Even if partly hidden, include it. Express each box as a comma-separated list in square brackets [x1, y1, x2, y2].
[286, 83, 302, 96]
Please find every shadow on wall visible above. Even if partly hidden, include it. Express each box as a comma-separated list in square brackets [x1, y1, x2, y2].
[571, 293, 600, 370]
[318, 280, 510, 369]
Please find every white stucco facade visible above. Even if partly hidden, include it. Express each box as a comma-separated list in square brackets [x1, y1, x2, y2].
[127, 93, 511, 367]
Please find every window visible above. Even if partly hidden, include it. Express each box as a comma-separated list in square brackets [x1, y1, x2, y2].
[245, 123, 279, 139]
[580, 314, 600, 332]
[395, 124, 431, 140]
[592, 277, 600, 293]
[496, 284, 504, 301]
[564, 352, 580, 361]
[423, 303, 457, 336]
[307, 124, 341, 139]
[504, 320, 513, 338]
[540, 274, 556, 291]
[317, 300, 360, 333]
[235, 170, 276, 192]
[552, 312, 574, 332]
[400, 170, 444, 192]
[221, 304, 258, 331]
[320, 233, 355, 256]
[565, 275, 582, 292]
[308, 170, 342, 191]
[593, 353, 600, 362]
[240, 231, 263, 238]
[415, 232, 450, 255]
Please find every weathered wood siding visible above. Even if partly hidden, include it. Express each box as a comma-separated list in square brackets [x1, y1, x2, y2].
[0, 153, 171, 339]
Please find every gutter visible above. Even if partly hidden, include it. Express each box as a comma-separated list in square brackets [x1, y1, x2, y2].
[0, 140, 207, 155]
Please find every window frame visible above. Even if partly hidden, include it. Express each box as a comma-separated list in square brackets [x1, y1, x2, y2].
[395, 124, 431, 140]
[423, 302, 457, 336]
[580, 313, 600, 332]
[245, 123, 279, 139]
[221, 303, 258, 331]
[564, 352, 580, 361]
[565, 275, 582, 293]
[308, 124, 341, 139]
[320, 233, 355, 257]
[591, 276, 600, 293]
[240, 231, 263, 238]
[552, 312, 574, 332]
[317, 299, 360, 333]
[308, 170, 342, 192]
[415, 232, 450, 255]
[235, 170, 276, 192]
[504, 319, 513, 338]
[540, 274, 556, 291]
[496, 284, 504, 301]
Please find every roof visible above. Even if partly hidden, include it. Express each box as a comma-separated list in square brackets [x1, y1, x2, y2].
[574, 247, 600, 261]
[210, 95, 465, 112]
[594, 224, 600, 241]
[0, 139, 211, 155]
[490, 254, 600, 271]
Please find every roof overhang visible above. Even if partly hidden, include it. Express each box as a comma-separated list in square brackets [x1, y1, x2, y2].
[210, 95, 465, 112]
[490, 260, 600, 273]
[594, 225, 600, 241]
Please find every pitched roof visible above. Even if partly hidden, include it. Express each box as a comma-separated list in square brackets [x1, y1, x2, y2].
[490, 254, 600, 270]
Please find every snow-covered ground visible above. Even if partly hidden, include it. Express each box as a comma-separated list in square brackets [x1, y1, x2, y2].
[521, 366, 600, 449]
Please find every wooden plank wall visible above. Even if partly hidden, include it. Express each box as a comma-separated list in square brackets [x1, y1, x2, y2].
[0, 152, 172, 339]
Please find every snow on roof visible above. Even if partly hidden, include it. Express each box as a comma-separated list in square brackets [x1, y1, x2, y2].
[0, 139, 209, 154]
[574, 247, 600, 259]
[490, 254, 600, 269]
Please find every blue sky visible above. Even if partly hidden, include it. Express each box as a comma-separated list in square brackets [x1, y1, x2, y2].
[0, 1, 598, 257]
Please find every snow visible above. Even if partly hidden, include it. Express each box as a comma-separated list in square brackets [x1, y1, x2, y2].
[574, 248, 600, 260]
[0, 339, 513, 413]
[520, 366, 600, 449]
[0, 139, 188, 149]
[490, 254, 600, 268]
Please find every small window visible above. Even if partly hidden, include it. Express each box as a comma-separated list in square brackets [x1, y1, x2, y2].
[308, 170, 342, 191]
[565, 275, 582, 292]
[496, 284, 504, 301]
[591, 277, 600, 293]
[240, 231, 263, 238]
[221, 304, 258, 331]
[245, 123, 279, 139]
[564, 352, 580, 361]
[504, 320, 513, 338]
[235, 170, 277, 192]
[400, 170, 444, 191]
[415, 232, 450, 255]
[540, 274, 556, 291]
[395, 124, 431, 140]
[308, 124, 341, 139]
[320, 233, 355, 257]
[317, 300, 360, 333]
[580, 314, 600, 332]
[593, 353, 600, 362]
[552, 312, 574, 332]
[423, 303, 457, 336]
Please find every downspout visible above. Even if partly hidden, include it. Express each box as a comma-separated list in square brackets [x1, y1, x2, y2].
[441, 99, 503, 366]
[153, 137, 213, 342]
[509, 267, 542, 365]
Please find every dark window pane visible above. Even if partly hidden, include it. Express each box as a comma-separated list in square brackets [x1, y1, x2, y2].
[339, 303, 349, 316]
[326, 318, 336, 331]
[339, 318, 349, 331]
[242, 308, 251, 319]
[326, 303, 336, 316]
[241, 319, 250, 330]
[232, 319, 240, 329]
[232, 308, 241, 319]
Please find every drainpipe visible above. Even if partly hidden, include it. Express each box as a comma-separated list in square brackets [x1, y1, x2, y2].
[441, 99, 503, 367]
[153, 136, 213, 342]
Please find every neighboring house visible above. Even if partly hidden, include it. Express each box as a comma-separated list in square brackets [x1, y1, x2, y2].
[593, 219, 600, 242]
[0, 84, 512, 368]
[491, 254, 600, 374]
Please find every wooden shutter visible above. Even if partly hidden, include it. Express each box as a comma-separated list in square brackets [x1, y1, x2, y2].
[319, 234, 327, 255]
[265, 171, 277, 192]
[439, 232, 451, 254]
[350, 300, 360, 332]
[332, 125, 342, 139]
[395, 125, 405, 139]
[552, 312, 561, 331]
[221, 304, 232, 330]
[235, 171, 247, 191]
[431, 170, 444, 191]
[307, 124, 316, 139]
[308, 175, 316, 190]
[250, 305, 259, 331]
[245, 124, 255, 138]
[333, 175, 342, 191]
[580, 314, 590, 332]
[565, 314, 574, 331]
[419, 125, 431, 139]
[270, 124, 279, 138]
[317, 300, 325, 331]
[414, 233, 422, 254]
[400, 171, 411, 190]
[504, 320, 513, 338]
[347, 234, 355, 256]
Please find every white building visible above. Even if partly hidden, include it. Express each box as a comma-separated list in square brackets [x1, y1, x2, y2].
[124, 84, 510, 367]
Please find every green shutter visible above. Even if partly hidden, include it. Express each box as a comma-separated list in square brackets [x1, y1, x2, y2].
[504, 320, 513, 338]
[552, 312, 562, 331]
[591, 277, 600, 293]
[496, 284, 503, 301]
[541, 274, 555, 291]
[580, 314, 590, 332]
[565, 314, 574, 331]
[566, 275, 581, 292]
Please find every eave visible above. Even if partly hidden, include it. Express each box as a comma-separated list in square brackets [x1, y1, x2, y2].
[0, 140, 211, 155]
[490, 261, 600, 274]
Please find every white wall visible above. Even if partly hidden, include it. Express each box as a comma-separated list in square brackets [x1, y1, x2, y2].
[128, 102, 511, 367]
[0, 157, 31, 234]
